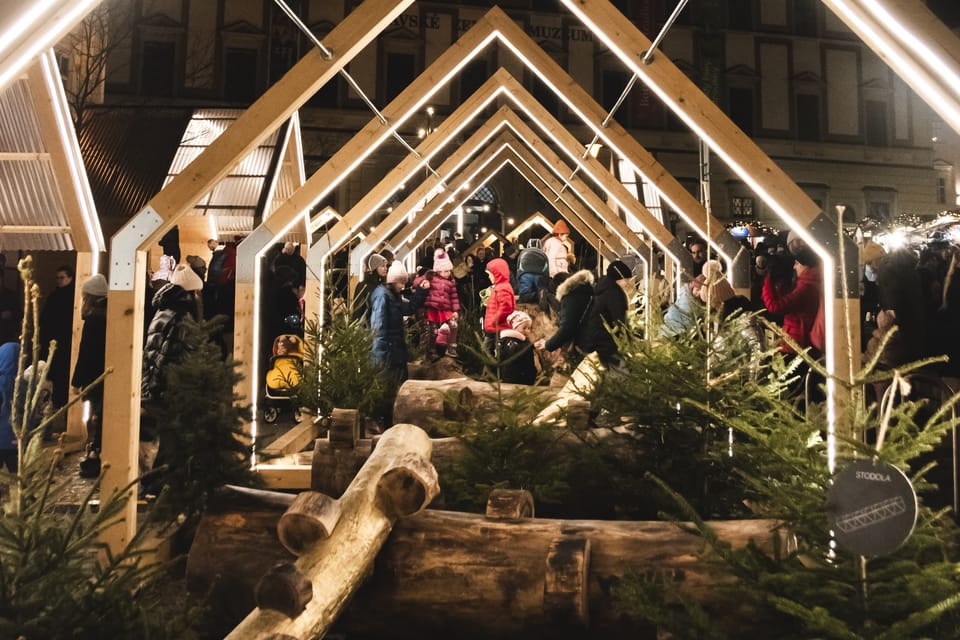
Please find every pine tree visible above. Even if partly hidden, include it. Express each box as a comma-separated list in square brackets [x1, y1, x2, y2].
[0, 257, 198, 639]
[146, 315, 260, 526]
[606, 312, 960, 638]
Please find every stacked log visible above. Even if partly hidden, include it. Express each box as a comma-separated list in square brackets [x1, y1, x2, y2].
[224, 422, 439, 639]
[190, 494, 781, 639]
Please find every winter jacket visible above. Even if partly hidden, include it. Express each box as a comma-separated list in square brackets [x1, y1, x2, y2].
[424, 273, 460, 317]
[0, 342, 18, 450]
[544, 270, 594, 353]
[141, 284, 199, 405]
[542, 235, 570, 277]
[71, 298, 107, 406]
[483, 259, 516, 335]
[762, 265, 822, 353]
[876, 251, 927, 364]
[498, 329, 537, 385]
[585, 275, 628, 365]
[660, 284, 705, 338]
[369, 283, 427, 377]
[517, 271, 542, 303]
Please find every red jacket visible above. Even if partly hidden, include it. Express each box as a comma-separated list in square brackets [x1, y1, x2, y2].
[762, 265, 822, 353]
[483, 258, 516, 334]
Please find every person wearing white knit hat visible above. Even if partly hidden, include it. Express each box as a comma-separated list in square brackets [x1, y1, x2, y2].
[369, 261, 431, 405]
[498, 310, 537, 384]
[72, 273, 110, 476]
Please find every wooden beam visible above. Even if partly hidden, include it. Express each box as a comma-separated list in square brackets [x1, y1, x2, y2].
[391, 134, 629, 264]
[100, 0, 415, 555]
[25, 59, 96, 253]
[262, 418, 323, 458]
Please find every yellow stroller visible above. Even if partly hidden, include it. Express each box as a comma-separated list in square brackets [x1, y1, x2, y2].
[263, 334, 304, 423]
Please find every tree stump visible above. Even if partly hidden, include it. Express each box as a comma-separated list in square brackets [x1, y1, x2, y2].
[485, 488, 535, 520]
[328, 408, 360, 450]
[375, 452, 440, 517]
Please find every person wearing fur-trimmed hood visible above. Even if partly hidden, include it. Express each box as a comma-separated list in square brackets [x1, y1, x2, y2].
[535, 269, 594, 367]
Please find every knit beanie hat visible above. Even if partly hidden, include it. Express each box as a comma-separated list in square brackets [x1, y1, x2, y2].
[151, 254, 176, 282]
[552, 219, 570, 235]
[386, 260, 408, 284]
[366, 253, 388, 272]
[81, 273, 108, 297]
[607, 260, 632, 281]
[507, 310, 532, 330]
[433, 249, 453, 272]
[169, 264, 204, 292]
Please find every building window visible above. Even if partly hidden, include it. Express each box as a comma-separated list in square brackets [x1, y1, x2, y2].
[728, 0, 754, 30]
[224, 48, 258, 102]
[863, 186, 896, 222]
[459, 59, 487, 104]
[793, 0, 818, 36]
[938, 176, 948, 204]
[731, 196, 756, 218]
[864, 100, 889, 146]
[385, 52, 415, 103]
[601, 69, 632, 128]
[796, 93, 820, 141]
[729, 87, 755, 136]
[141, 40, 176, 97]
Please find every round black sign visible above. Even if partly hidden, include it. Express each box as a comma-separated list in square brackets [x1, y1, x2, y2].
[826, 459, 917, 557]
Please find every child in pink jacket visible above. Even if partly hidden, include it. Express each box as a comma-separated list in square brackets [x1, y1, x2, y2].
[424, 249, 460, 358]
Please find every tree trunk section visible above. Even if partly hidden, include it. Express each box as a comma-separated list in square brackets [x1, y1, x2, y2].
[193, 504, 781, 639]
[225, 423, 435, 639]
[392, 378, 555, 434]
[277, 491, 342, 555]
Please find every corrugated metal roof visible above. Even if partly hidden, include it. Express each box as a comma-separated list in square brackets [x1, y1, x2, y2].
[79, 106, 192, 228]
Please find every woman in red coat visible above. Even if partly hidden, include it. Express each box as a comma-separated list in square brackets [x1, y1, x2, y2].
[483, 258, 516, 356]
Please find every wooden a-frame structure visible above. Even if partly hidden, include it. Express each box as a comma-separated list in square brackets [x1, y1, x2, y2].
[101, 0, 871, 550]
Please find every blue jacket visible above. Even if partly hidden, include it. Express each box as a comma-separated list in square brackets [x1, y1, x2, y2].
[0, 342, 20, 450]
[369, 284, 426, 373]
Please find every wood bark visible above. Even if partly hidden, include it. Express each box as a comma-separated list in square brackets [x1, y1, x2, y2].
[485, 488, 535, 520]
[277, 491, 342, 555]
[225, 423, 435, 639]
[392, 378, 555, 434]
[255, 562, 313, 617]
[193, 505, 781, 639]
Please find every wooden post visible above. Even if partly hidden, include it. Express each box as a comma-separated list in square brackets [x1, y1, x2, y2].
[225, 423, 437, 639]
[328, 408, 360, 450]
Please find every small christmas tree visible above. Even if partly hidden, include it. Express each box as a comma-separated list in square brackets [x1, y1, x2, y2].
[146, 315, 260, 526]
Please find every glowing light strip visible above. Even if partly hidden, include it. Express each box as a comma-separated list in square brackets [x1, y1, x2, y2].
[508, 214, 553, 240]
[501, 145, 645, 254]
[828, 0, 960, 132]
[560, 0, 837, 464]
[0, 0, 101, 92]
[356, 115, 512, 263]
[497, 33, 726, 264]
[39, 49, 104, 256]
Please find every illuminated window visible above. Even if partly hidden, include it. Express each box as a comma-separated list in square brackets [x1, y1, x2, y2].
[732, 196, 755, 218]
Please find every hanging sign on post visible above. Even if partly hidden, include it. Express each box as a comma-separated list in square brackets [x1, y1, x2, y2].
[826, 459, 918, 557]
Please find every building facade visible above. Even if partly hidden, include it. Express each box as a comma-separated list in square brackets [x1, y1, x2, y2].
[74, 0, 959, 240]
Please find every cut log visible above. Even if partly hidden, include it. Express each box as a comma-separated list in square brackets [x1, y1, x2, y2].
[255, 562, 313, 617]
[195, 504, 781, 639]
[375, 452, 440, 517]
[393, 378, 557, 433]
[328, 408, 359, 450]
[225, 423, 436, 640]
[310, 437, 374, 497]
[485, 488, 535, 520]
[277, 492, 342, 555]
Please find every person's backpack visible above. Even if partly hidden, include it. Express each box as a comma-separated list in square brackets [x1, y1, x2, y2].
[517, 245, 549, 278]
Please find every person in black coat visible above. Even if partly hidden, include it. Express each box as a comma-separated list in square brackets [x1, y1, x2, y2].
[535, 269, 594, 368]
[369, 261, 430, 388]
[39, 265, 75, 409]
[585, 260, 632, 367]
[498, 311, 538, 385]
[71, 275, 108, 474]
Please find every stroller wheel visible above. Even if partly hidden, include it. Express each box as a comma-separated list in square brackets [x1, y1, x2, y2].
[293, 407, 302, 423]
[263, 406, 279, 423]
